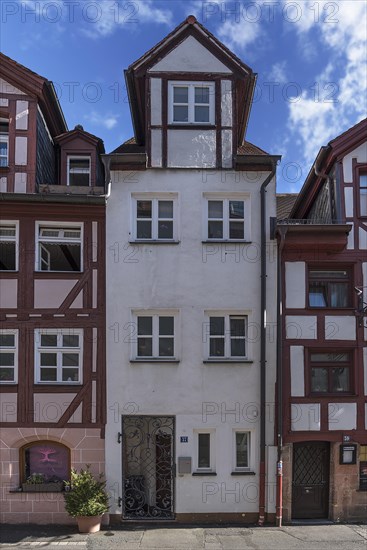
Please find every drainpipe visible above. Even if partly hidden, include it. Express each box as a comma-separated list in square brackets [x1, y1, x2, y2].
[258, 161, 277, 526]
[275, 226, 287, 527]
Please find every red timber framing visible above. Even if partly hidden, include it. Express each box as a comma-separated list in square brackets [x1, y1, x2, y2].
[277, 118, 367, 447]
[0, 52, 67, 194]
[0, 199, 106, 431]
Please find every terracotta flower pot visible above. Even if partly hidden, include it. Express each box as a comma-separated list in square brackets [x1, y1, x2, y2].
[76, 515, 102, 533]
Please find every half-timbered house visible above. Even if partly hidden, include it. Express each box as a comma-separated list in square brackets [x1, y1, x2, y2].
[0, 54, 106, 524]
[276, 118, 367, 522]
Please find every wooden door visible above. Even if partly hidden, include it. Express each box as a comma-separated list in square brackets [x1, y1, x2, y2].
[292, 442, 330, 519]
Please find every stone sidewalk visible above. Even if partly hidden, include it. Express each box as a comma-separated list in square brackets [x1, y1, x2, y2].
[0, 523, 366, 550]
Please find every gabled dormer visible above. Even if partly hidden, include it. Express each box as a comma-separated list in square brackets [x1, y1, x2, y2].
[48, 125, 105, 194]
[125, 15, 256, 169]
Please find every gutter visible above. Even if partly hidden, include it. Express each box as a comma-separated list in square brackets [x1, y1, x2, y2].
[258, 159, 278, 526]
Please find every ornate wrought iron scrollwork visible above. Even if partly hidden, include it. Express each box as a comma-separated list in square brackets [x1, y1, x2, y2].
[121, 416, 174, 519]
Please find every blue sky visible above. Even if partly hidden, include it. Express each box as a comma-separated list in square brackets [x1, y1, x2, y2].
[1, 0, 366, 192]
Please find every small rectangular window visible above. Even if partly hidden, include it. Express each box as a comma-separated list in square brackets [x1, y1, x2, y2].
[198, 433, 210, 469]
[35, 329, 82, 384]
[134, 312, 177, 360]
[133, 196, 177, 241]
[0, 330, 18, 383]
[0, 117, 9, 167]
[208, 314, 247, 359]
[37, 224, 82, 272]
[235, 432, 249, 469]
[67, 156, 91, 186]
[0, 223, 17, 271]
[169, 82, 214, 125]
[308, 268, 351, 308]
[310, 352, 351, 394]
[359, 173, 367, 217]
[207, 199, 246, 240]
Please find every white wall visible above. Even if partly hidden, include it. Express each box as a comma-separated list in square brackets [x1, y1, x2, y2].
[285, 262, 305, 309]
[106, 168, 277, 515]
[149, 36, 232, 73]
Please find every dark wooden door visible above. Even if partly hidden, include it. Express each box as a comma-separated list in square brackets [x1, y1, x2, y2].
[292, 442, 329, 519]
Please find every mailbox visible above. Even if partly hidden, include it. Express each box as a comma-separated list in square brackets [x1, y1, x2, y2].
[339, 444, 357, 465]
[178, 456, 192, 474]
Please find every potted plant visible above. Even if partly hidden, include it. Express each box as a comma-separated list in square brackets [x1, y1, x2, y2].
[22, 473, 64, 492]
[64, 465, 109, 533]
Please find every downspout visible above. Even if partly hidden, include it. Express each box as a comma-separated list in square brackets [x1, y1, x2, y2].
[275, 226, 287, 527]
[258, 160, 277, 526]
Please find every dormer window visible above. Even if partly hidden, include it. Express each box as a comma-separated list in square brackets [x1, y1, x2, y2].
[67, 156, 90, 186]
[168, 82, 215, 125]
[0, 117, 9, 167]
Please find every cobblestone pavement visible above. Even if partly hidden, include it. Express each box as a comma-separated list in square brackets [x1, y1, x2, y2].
[0, 523, 366, 550]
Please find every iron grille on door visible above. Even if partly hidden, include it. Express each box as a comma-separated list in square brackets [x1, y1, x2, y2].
[122, 416, 175, 519]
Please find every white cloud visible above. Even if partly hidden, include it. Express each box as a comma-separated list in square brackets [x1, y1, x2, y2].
[84, 111, 118, 130]
[17, 0, 173, 39]
[267, 61, 288, 84]
[284, 0, 367, 167]
[216, 19, 261, 53]
[80, 0, 173, 38]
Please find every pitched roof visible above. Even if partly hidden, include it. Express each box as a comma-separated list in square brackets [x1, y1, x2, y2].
[55, 126, 105, 153]
[290, 117, 367, 218]
[237, 142, 268, 155]
[0, 52, 67, 136]
[129, 15, 252, 75]
[276, 194, 298, 219]
[125, 16, 256, 147]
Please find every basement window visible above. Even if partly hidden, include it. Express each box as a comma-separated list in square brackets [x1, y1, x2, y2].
[360, 445, 367, 490]
[21, 441, 70, 484]
[36, 224, 82, 272]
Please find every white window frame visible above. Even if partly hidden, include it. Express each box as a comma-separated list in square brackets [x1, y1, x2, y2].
[0, 329, 18, 384]
[233, 430, 251, 472]
[35, 221, 83, 272]
[203, 194, 250, 241]
[34, 329, 83, 384]
[194, 429, 215, 472]
[204, 311, 249, 360]
[0, 220, 19, 271]
[0, 117, 9, 167]
[67, 155, 91, 187]
[168, 81, 215, 125]
[131, 194, 179, 242]
[131, 310, 179, 360]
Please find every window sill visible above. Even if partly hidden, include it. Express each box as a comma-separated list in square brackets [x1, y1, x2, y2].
[130, 359, 180, 363]
[168, 124, 215, 129]
[231, 471, 256, 476]
[203, 359, 253, 364]
[0, 382, 17, 385]
[202, 240, 252, 244]
[35, 383, 83, 386]
[129, 240, 180, 245]
[192, 472, 217, 476]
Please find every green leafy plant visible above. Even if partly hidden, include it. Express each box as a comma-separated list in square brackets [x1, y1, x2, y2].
[63, 465, 109, 517]
[26, 473, 46, 484]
